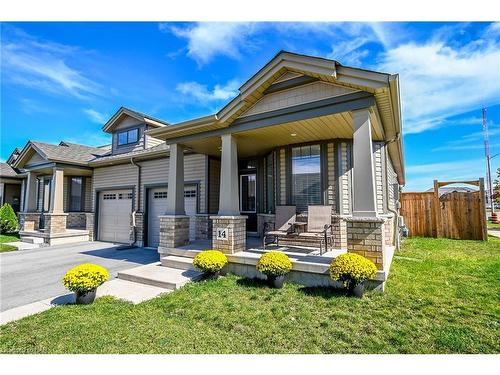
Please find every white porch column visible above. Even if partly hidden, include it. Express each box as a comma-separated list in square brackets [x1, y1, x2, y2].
[166, 143, 185, 215]
[352, 109, 378, 217]
[218, 134, 240, 216]
[49, 167, 64, 213]
[24, 171, 38, 212]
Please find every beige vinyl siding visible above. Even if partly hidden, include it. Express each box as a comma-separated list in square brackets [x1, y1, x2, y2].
[327, 143, 336, 211]
[63, 177, 69, 211]
[373, 142, 385, 214]
[387, 155, 398, 211]
[92, 164, 138, 210]
[241, 81, 357, 118]
[84, 177, 92, 211]
[339, 142, 351, 215]
[208, 158, 220, 214]
[145, 134, 164, 149]
[139, 154, 207, 213]
[25, 152, 46, 167]
[279, 148, 286, 205]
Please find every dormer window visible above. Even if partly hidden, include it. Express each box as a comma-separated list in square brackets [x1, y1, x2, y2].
[117, 128, 139, 146]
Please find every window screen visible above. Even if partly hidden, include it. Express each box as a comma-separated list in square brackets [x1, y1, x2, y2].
[291, 145, 321, 212]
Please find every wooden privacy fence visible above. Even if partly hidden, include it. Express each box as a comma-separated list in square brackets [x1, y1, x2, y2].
[400, 179, 488, 241]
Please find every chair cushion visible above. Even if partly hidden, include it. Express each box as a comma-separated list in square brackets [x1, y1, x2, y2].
[298, 232, 324, 238]
[266, 230, 292, 236]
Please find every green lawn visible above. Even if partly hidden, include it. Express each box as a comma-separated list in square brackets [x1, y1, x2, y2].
[488, 221, 500, 229]
[0, 234, 19, 252]
[1, 237, 499, 354]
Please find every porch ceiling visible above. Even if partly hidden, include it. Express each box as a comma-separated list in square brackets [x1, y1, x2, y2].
[183, 111, 383, 158]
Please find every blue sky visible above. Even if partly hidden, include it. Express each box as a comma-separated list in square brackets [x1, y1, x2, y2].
[1, 22, 499, 191]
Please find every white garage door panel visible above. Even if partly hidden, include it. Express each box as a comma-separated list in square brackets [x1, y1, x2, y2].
[99, 190, 132, 243]
[148, 186, 197, 248]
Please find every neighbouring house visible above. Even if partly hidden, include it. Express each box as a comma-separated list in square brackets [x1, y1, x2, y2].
[7, 51, 404, 288]
[0, 148, 24, 213]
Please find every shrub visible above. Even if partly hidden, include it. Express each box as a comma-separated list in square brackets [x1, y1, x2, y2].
[0, 203, 18, 234]
[193, 250, 228, 273]
[329, 253, 377, 290]
[63, 263, 109, 294]
[256, 251, 292, 277]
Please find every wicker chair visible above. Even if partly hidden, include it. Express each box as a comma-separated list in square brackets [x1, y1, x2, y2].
[263, 206, 296, 249]
[298, 205, 333, 255]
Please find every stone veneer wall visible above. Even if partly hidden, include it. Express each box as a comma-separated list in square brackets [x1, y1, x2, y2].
[133, 212, 144, 245]
[346, 217, 386, 270]
[85, 213, 94, 240]
[18, 212, 40, 231]
[211, 216, 246, 254]
[195, 214, 212, 240]
[159, 215, 190, 249]
[44, 213, 68, 234]
[67, 213, 87, 229]
[383, 215, 395, 246]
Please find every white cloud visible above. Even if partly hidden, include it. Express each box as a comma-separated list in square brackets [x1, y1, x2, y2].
[176, 79, 239, 102]
[1, 26, 102, 99]
[83, 109, 108, 124]
[165, 22, 260, 66]
[377, 29, 500, 134]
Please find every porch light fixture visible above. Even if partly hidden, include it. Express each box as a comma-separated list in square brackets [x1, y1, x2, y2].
[291, 133, 297, 137]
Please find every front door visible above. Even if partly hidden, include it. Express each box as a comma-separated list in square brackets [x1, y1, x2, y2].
[240, 173, 257, 232]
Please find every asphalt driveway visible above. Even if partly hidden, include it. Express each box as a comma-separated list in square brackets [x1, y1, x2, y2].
[0, 242, 159, 312]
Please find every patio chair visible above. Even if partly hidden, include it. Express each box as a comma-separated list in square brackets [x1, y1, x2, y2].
[263, 205, 297, 249]
[298, 205, 333, 255]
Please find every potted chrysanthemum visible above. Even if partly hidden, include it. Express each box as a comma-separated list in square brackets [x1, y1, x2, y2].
[192, 250, 228, 280]
[329, 253, 377, 297]
[256, 251, 292, 288]
[63, 263, 109, 304]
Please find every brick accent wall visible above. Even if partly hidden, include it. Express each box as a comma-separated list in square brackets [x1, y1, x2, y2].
[158, 215, 190, 249]
[44, 214, 68, 234]
[211, 216, 246, 254]
[383, 215, 395, 246]
[195, 214, 212, 240]
[134, 212, 144, 245]
[346, 218, 386, 270]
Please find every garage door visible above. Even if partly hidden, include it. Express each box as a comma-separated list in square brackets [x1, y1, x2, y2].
[98, 190, 133, 243]
[148, 186, 197, 247]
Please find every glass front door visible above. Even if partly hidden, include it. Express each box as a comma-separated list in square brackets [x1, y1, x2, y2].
[240, 173, 257, 232]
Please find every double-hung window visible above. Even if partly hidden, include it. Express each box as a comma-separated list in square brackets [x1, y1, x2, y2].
[69, 177, 84, 211]
[117, 128, 139, 146]
[291, 144, 322, 212]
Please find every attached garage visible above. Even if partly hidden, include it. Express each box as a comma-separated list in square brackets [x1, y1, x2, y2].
[147, 185, 198, 247]
[98, 189, 133, 243]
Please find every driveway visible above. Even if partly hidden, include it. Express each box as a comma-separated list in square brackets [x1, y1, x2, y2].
[0, 242, 159, 312]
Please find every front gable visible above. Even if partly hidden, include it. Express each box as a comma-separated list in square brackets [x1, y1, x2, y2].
[13, 143, 49, 169]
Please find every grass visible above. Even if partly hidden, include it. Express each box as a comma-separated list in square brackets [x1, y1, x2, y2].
[1, 237, 499, 354]
[0, 234, 19, 252]
[488, 221, 500, 229]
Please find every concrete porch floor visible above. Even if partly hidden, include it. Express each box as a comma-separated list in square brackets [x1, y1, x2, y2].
[165, 236, 347, 259]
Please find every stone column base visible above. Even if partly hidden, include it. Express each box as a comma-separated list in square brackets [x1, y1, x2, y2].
[44, 213, 68, 234]
[345, 216, 386, 270]
[211, 215, 247, 254]
[85, 213, 95, 241]
[158, 215, 190, 250]
[18, 212, 40, 231]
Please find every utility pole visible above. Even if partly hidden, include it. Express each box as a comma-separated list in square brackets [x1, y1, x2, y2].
[482, 108, 495, 218]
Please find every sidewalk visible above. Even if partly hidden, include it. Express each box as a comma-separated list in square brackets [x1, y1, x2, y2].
[487, 229, 500, 238]
[0, 278, 170, 325]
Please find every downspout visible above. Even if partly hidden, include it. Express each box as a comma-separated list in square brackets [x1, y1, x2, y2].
[384, 135, 401, 249]
[130, 156, 141, 246]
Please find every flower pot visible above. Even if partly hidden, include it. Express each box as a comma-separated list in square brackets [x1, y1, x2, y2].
[205, 270, 221, 280]
[347, 283, 365, 298]
[75, 288, 97, 305]
[267, 275, 285, 289]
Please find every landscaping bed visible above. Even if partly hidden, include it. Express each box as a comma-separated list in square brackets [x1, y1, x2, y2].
[0, 237, 499, 354]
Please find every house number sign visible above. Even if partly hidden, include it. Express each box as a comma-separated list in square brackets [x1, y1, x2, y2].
[216, 227, 229, 240]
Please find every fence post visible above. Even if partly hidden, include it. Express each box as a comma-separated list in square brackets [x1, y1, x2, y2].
[433, 180, 442, 238]
[479, 178, 488, 241]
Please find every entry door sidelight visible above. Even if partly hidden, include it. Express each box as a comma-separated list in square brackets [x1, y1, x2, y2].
[240, 173, 257, 232]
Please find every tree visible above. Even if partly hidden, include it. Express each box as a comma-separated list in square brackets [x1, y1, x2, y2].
[0, 203, 18, 234]
[494, 167, 500, 203]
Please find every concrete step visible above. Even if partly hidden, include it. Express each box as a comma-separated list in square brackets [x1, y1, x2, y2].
[161, 255, 196, 270]
[117, 262, 203, 290]
[162, 248, 202, 259]
[21, 236, 44, 245]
